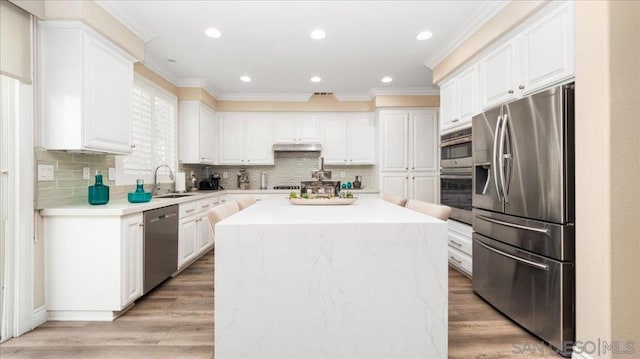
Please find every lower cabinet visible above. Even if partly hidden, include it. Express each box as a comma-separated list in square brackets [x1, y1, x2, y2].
[380, 172, 438, 203]
[178, 196, 219, 269]
[43, 213, 144, 321]
[447, 219, 473, 277]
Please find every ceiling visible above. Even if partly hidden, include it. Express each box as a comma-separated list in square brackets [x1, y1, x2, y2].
[97, 1, 507, 100]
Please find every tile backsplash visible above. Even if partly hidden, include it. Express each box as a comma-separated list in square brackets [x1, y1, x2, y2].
[36, 149, 374, 208]
[182, 152, 375, 191]
[35, 148, 171, 209]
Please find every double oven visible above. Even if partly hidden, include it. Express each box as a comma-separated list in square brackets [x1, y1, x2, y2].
[440, 127, 472, 225]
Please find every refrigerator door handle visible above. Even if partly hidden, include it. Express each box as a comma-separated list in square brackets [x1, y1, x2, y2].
[492, 115, 503, 202]
[498, 112, 509, 203]
[476, 214, 550, 235]
[476, 240, 549, 271]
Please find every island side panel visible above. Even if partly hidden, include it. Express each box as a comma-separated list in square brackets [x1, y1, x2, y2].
[214, 222, 447, 359]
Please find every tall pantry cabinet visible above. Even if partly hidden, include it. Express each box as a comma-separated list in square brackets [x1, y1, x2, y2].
[378, 109, 439, 202]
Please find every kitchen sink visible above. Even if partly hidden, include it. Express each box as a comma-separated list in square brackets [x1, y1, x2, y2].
[154, 193, 196, 199]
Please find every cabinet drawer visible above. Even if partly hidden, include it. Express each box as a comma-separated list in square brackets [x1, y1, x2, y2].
[179, 201, 198, 217]
[448, 247, 472, 276]
[198, 199, 212, 212]
[448, 219, 472, 236]
[448, 230, 472, 256]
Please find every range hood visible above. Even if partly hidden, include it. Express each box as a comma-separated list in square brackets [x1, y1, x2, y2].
[272, 143, 322, 152]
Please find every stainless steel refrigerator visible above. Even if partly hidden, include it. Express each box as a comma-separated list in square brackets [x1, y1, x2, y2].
[472, 83, 575, 357]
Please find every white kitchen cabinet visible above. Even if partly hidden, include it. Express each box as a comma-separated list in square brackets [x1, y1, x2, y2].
[447, 220, 473, 277]
[179, 101, 216, 164]
[439, 80, 458, 132]
[179, 197, 219, 269]
[379, 109, 439, 202]
[43, 212, 144, 321]
[321, 113, 375, 165]
[273, 114, 319, 143]
[478, 2, 574, 110]
[218, 113, 274, 165]
[39, 21, 135, 154]
[441, 65, 479, 134]
[179, 212, 199, 269]
[196, 199, 214, 252]
[121, 214, 144, 307]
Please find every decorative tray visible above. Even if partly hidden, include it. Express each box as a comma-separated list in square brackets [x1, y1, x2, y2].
[288, 197, 357, 206]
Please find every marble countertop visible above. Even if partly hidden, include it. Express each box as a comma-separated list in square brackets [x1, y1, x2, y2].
[39, 188, 380, 217]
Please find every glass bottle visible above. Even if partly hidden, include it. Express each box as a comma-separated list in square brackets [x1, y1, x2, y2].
[88, 170, 109, 205]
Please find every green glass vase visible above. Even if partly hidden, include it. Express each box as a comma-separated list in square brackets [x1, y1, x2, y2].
[88, 172, 109, 205]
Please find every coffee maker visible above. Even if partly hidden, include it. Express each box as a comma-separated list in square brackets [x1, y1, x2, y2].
[199, 173, 223, 190]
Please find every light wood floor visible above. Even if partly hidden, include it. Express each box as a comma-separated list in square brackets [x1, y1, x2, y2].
[1, 251, 562, 358]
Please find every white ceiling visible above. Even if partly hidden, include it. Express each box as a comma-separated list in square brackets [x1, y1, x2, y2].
[98, 1, 507, 100]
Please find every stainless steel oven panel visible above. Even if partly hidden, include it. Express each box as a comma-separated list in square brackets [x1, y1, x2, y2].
[449, 207, 472, 225]
[473, 208, 574, 261]
[473, 233, 574, 357]
[441, 157, 473, 168]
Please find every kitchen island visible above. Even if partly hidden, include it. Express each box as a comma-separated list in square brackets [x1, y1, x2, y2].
[215, 196, 448, 359]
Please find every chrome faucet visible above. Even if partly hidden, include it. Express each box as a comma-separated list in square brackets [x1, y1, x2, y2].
[153, 164, 175, 196]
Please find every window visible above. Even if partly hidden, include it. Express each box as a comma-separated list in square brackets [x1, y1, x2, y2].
[116, 75, 177, 185]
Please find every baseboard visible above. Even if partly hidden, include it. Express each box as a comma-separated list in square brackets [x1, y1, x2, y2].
[32, 305, 47, 328]
[572, 349, 595, 359]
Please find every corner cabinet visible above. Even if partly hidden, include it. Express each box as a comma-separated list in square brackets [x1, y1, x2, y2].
[39, 21, 135, 154]
[218, 113, 274, 165]
[320, 113, 375, 165]
[379, 109, 439, 202]
[43, 212, 144, 321]
[179, 101, 217, 164]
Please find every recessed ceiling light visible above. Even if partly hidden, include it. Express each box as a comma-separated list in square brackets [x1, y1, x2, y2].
[310, 76, 322, 83]
[205, 27, 222, 38]
[310, 29, 326, 40]
[416, 31, 433, 40]
[240, 76, 251, 82]
[381, 76, 393, 83]
[167, 59, 177, 63]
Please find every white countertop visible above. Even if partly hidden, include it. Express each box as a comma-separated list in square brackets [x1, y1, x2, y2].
[220, 196, 442, 225]
[39, 188, 380, 217]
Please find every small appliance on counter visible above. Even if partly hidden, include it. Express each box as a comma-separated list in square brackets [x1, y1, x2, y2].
[189, 171, 198, 191]
[199, 173, 223, 190]
[260, 172, 267, 190]
[353, 175, 362, 189]
[237, 168, 250, 190]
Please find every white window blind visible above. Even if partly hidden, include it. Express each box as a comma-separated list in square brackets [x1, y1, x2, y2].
[116, 75, 177, 185]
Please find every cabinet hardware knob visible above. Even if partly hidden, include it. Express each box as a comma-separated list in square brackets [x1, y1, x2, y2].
[412, 167, 415, 170]
[450, 240, 462, 247]
[1, 169, 8, 175]
[405, 167, 408, 170]
[138, 223, 144, 227]
[130, 144, 136, 149]
[519, 85, 525, 90]
[412, 177, 415, 180]
[247, 160, 250, 163]
[508, 89, 514, 94]
[406, 176, 408, 179]
[452, 118, 459, 123]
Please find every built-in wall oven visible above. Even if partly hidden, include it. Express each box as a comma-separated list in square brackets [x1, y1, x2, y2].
[440, 127, 472, 225]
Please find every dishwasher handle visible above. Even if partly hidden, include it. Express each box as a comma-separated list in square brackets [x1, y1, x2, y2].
[149, 212, 177, 223]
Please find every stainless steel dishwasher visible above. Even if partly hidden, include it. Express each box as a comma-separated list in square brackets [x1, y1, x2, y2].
[143, 204, 179, 294]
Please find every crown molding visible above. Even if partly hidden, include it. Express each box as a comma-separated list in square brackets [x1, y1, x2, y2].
[215, 93, 313, 102]
[333, 93, 373, 101]
[177, 78, 208, 88]
[141, 55, 179, 85]
[369, 87, 440, 97]
[423, 1, 509, 69]
[94, 1, 155, 43]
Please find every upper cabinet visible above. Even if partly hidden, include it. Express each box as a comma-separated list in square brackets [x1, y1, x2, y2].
[479, 2, 574, 110]
[39, 21, 135, 154]
[179, 101, 216, 164]
[218, 112, 274, 165]
[273, 114, 319, 143]
[320, 113, 375, 165]
[440, 65, 479, 133]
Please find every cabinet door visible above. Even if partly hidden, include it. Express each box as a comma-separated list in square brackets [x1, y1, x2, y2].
[381, 173, 408, 199]
[297, 115, 319, 142]
[273, 114, 297, 143]
[411, 173, 439, 203]
[218, 114, 245, 165]
[179, 216, 198, 268]
[439, 80, 458, 132]
[244, 114, 274, 165]
[457, 65, 479, 124]
[379, 111, 408, 172]
[121, 214, 143, 307]
[480, 40, 519, 109]
[348, 114, 375, 165]
[410, 110, 438, 172]
[521, 3, 573, 94]
[83, 34, 133, 153]
[320, 115, 348, 165]
[199, 105, 216, 164]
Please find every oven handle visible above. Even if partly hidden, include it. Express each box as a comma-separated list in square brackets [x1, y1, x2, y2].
[440, 175, 472, 179]
[476, 214, 550, 235]
[476, 240, 549, 271]
[440, 135, 472, 147]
